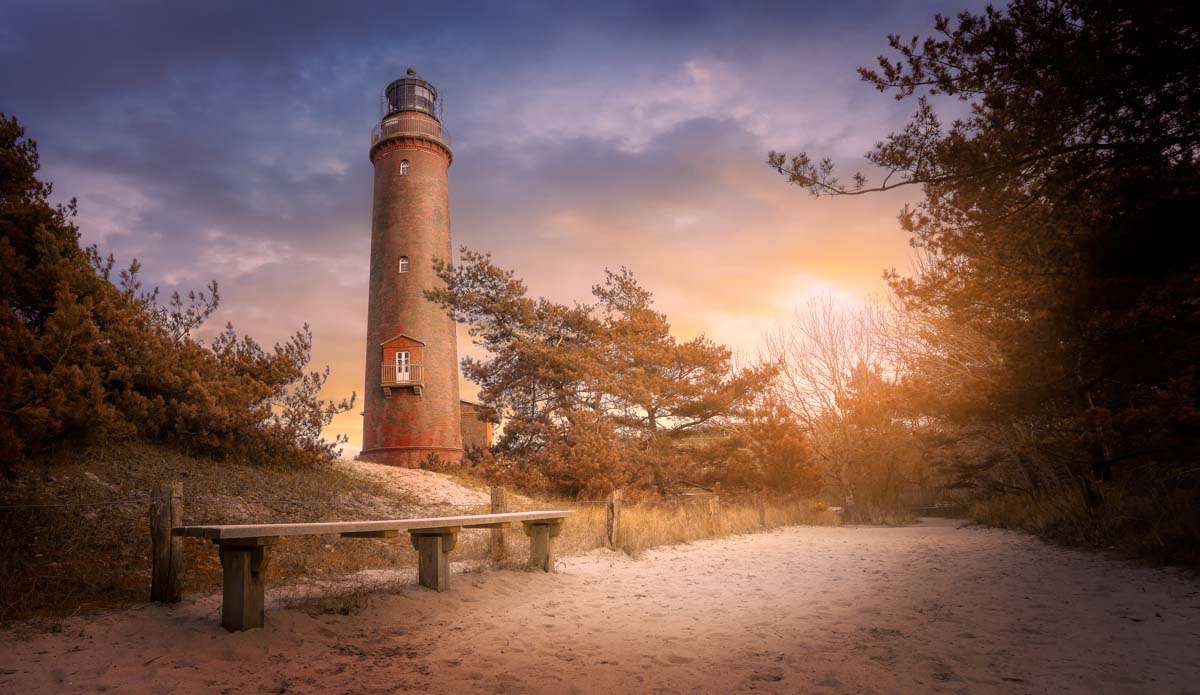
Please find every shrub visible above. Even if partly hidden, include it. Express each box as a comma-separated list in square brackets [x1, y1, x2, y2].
[969, 482, 1200, 566]
[458, 412, 667, 499]
[697, 401, 822, 496]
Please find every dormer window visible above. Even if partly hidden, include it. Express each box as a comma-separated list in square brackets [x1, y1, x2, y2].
[400, 160, 410, 176]
[399, 256, 410, 273]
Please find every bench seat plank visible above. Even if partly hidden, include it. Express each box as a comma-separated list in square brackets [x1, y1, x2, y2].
[174, 510, 571, 540]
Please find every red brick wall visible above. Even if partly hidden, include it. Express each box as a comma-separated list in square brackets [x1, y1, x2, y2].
[360, 112, 463, 468]
[459, 401, 495, 450]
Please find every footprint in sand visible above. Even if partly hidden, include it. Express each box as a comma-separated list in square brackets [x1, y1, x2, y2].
[748, 667, 785, 683]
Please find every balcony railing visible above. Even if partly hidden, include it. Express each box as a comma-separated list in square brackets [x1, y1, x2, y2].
[371, 117, 451, 148]
[381, 363, 423, 386]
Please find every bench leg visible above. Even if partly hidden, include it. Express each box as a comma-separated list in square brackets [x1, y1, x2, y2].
[409, 529, 458, 592]
[218, 540, 275, 631]
[522, 520, 563, 572]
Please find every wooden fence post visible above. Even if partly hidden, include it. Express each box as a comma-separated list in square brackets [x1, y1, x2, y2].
[757, 497, 767, 528]
[150, 481, 183, 603]
[605, 489, 622, 548]
[490, 485, 507, 563]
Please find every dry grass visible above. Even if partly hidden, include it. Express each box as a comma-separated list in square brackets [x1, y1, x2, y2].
[1, 442, 839, 623]
[499, 496, 839, 559]
[613, 498, 839, 554]
[968, 484, 1200, 567]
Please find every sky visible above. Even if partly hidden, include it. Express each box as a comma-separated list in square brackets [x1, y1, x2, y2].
[1, 0, 981, 455]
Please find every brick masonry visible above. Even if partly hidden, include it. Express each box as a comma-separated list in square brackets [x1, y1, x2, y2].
[460, 400, 496, 450]
[360, 110, 464, 468]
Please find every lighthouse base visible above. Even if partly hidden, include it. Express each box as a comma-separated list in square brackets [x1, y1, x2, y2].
[357, 446, 463, 469]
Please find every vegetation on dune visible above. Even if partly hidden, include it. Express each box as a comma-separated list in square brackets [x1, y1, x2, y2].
[770, 0, 1200, 561]
[426, 251, 813, 500]
[427, 249, 811, 499]
[766, 299, 935, 523]
[570, 496, 838, 556]
[0, 115, 356, 471]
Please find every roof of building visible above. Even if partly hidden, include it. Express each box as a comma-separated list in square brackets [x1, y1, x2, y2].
[379, 333, 426, 347]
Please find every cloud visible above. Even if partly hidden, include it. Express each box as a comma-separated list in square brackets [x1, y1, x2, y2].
[54, 170, 153, 244]
[484, 58, 746, 153]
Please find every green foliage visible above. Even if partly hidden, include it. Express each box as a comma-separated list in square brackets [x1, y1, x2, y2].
[429, 249, 782, 497]
[0, 115, 355, 470]
[771, 1, 1200, 557]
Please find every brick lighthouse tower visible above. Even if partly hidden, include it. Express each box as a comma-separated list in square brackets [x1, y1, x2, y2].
[360, 69, 463, 467]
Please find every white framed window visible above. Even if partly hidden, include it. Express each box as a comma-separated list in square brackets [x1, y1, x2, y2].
[399, 159, 410, 176]
[399, 256, 410, 273]
[395, 350, 411, 379]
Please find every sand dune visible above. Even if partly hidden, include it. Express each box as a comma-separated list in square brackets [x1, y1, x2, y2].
[2, 518, 1198, 693]
[336, 458, 492, 508]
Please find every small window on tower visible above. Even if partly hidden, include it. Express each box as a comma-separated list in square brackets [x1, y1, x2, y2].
[400, 160, 410, 176]
[399, 256, 410, 273]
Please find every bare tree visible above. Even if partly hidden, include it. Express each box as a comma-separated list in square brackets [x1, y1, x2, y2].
[764, 296, 929, 520]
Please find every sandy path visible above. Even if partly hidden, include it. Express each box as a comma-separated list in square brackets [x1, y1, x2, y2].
[2, 519, 1198, 693]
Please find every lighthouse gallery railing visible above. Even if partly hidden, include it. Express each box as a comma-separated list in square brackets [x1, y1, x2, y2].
[371, 118, 451, 147]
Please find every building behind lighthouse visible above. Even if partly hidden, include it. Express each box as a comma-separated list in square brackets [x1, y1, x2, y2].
[360, 69, 491, 467]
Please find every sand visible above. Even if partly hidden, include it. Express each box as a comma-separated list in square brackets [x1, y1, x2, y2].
[2, 519, 1198, 693]
[337, 459, 491, 508]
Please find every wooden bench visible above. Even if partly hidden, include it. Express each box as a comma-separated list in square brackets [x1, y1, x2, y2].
[173, 510, 571, 631]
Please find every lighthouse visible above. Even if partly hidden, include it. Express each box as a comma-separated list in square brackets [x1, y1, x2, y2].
[360, 69, 465, 467]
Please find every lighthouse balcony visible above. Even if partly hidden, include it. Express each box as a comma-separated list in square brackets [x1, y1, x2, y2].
[371, 117, 451, 148]
[381, 363, 423, 397]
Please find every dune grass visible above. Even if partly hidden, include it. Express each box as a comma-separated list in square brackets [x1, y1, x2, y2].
[499, 496, 838, 558]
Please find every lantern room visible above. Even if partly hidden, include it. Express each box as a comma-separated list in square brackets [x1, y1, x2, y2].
[382, 68, 442, 121]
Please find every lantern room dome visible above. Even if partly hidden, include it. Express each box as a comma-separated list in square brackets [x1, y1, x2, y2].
[382, 68, 441, 121]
